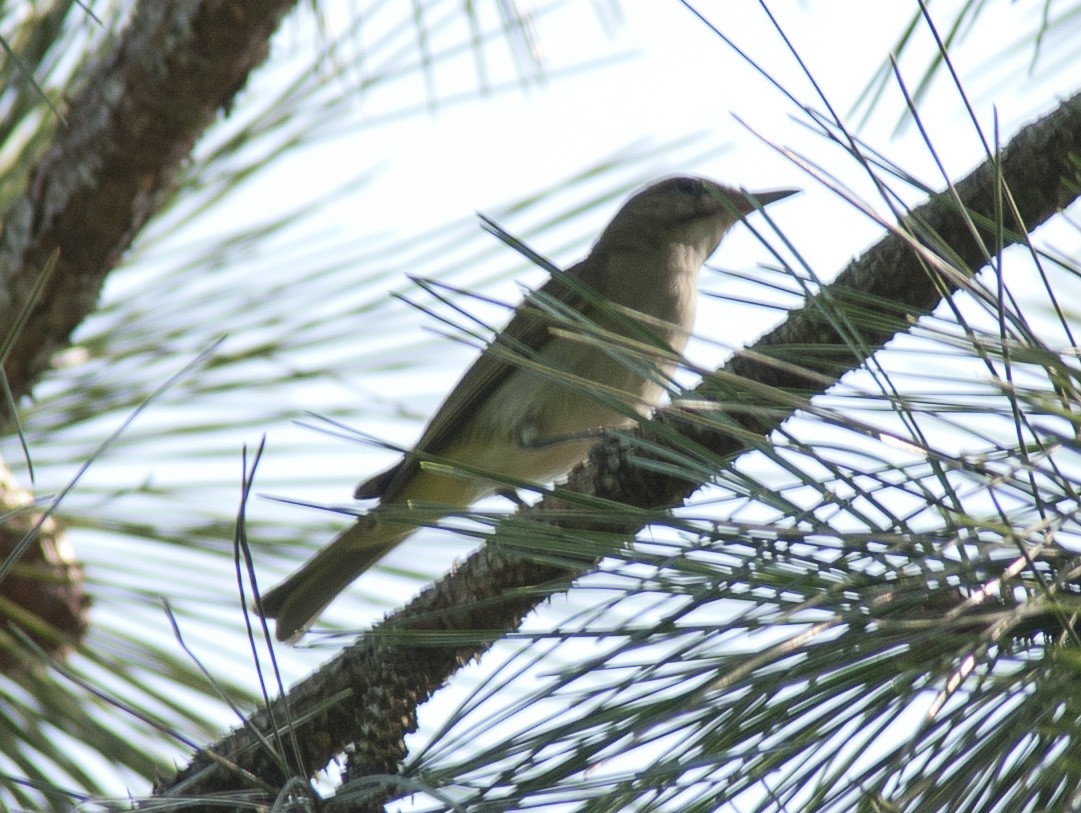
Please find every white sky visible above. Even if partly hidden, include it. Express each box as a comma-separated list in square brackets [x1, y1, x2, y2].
[301, 0, 1053, 264]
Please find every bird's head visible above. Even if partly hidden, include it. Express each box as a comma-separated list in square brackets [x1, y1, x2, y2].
[596, 176, 797, 260]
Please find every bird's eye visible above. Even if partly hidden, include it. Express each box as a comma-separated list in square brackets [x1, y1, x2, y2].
[673, 178, 703, 196]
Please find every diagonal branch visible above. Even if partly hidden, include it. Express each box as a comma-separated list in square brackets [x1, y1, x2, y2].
[0, 0, 297, 406]
[163, 91, 1081, 805]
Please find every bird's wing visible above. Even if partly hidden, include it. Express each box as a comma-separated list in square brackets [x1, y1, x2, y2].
[356, 255, 606, 504]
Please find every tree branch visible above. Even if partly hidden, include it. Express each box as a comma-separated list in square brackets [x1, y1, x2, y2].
[162, 91, 1081, 805]
[0, 0, 297, 405]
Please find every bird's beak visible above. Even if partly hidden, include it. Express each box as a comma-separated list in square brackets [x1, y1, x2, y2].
[737, 188, 799, 214]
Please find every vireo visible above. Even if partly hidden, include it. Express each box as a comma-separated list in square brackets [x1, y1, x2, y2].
[259, 177, 796, 641]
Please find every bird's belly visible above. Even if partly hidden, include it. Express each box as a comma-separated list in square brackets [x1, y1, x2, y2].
[459, 334, 673, 484]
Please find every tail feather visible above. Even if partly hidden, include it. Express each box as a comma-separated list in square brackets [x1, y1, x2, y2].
[258, 520, 409, 642]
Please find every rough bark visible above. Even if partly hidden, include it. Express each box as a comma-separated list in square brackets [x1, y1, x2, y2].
[0, 0, 299, 686]
[159, 92, 1081, 808]
[0, 0, 297, 406]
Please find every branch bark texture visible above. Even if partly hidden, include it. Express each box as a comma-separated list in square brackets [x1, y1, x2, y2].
[0, 0, 296, 404]
[165, 92, 1081, 806]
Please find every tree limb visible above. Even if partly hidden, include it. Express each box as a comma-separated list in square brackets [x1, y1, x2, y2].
[162, 90, 1081, 806]
[0, 0, 297, 406]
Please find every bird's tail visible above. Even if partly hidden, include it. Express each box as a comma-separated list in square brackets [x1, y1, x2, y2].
[257, 519, 411, 642]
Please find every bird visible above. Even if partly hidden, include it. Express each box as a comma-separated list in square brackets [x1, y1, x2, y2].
[258, 177, 796, 641]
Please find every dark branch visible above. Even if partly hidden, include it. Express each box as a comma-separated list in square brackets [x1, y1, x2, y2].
[162, 91, 1081, 805]
[0, 0, 297, 407]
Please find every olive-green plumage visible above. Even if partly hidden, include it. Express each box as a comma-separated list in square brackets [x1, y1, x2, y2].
[258, 178, 796, 641]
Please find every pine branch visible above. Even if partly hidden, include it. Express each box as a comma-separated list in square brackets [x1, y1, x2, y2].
[0, 0, 296, 405]
[161, 90, 1081, 806]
